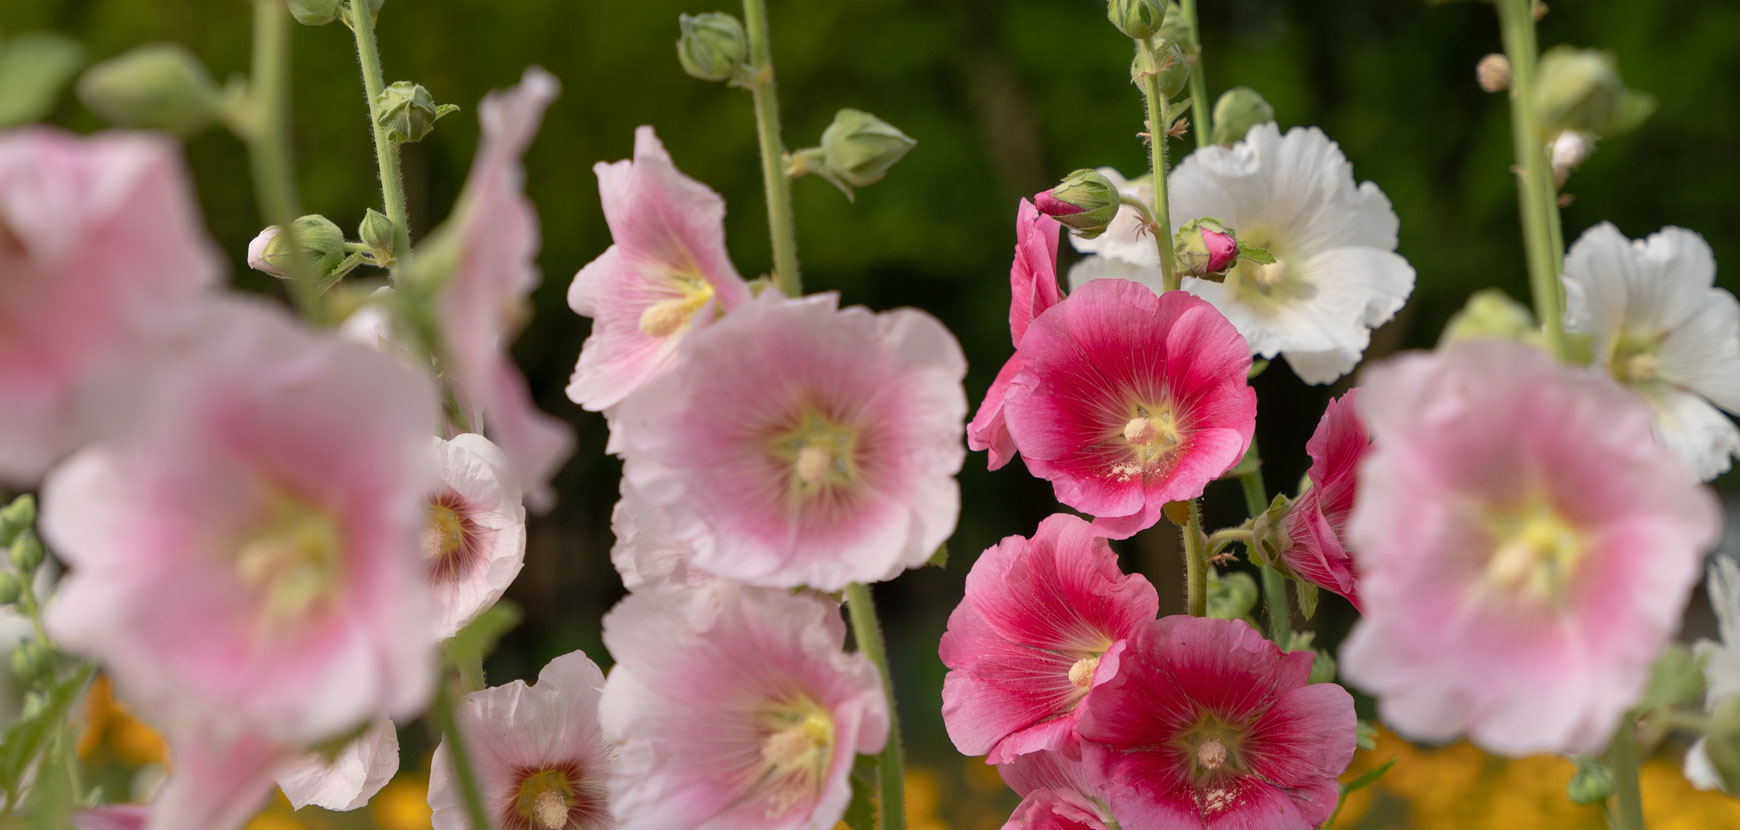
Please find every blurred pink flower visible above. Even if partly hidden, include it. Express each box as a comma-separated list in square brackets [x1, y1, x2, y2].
[73, 806, 148, 830]
[940, 513, 1157, 763]
[432, 66, 573, 502]
[567, 126, 752, 412]
[969, 198, 1064, 471]
[42, 299, 439, 746]
[614, 291, 965, 591]
[600, 584, 887, 830]
[998, 749, 1116, 830]
[608, 480, 711, 593]
[275, 718, 400, 812]
[149, 733, 296, 830]
[1340, 341, 1722, 755]
[425, 433, 526, 640]
[430, 651, 615, 830]
[1078, 616, 1355, 830]
[0, 127, 221, 483]
[1003, 279, 1255, 539]
[1271, 390, 1367, 609]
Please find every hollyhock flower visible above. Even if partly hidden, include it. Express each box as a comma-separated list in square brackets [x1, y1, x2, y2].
[1265, 390, 1368, 608]
[608, 480, 710, 593]
[147, 732, 298, 830]
[1077, 616, 1356, 830]
[42, 299, 439, 745]
[73, 806, 148, 830]
[1002, 279, 1255, 539]
[999, 751, 1116, 830]
[1685, 556, 1740, 791]
[939, 513, 1158, 762]
[429, 651, 614, 830]
[275, 718, 401, 811]
[425, 66, 573, 500]
[424, 433, 527, 639]
[567, 126, 752, 412]
[968, 199, 1063, 471]
[600, 584, 888, 830]
[0, 127, 221, 483]
[1562, 223, 1740, 481]
[614, 290, 965, 591]
[1339, 341, 1721, 755]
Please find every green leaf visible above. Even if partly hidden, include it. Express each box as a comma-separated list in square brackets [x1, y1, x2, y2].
[0, 33, 85, 128]
[841, 753, 879, 830]
[0, 665, 94, 799]
[1237, 245, 1277, 265]
[442, 599, 522, 668]
[1356, 720, 1378, 751]
[926, 542, 949, 570]
[1295, 581, 1320, 620]
[1636, 643, 1704, 712]
[1323, 757, 1395, 829]
[1206, 570, 1257, 622]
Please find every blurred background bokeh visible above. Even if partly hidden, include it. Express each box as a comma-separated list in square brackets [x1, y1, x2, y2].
[4, 0, 1739, 826]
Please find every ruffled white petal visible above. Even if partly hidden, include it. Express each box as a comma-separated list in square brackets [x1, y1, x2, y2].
[274, 719, 400, 812]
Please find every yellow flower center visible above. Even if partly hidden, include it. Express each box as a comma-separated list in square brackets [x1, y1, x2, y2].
[769, 410, 860, 497]
[756, 699, 835, 813]
[1482, 505, 1588, 606]
[1610, 335, 1661, 384]
[1068, 655, 1101, 689]
[424, 501, 467, 560]
[515, 769, 575, 830]
[637, 273, 716, 338]
[1196, 736, 1228, 771]
[235, 495, 344, 632]
[1119, 404, 1182, 470]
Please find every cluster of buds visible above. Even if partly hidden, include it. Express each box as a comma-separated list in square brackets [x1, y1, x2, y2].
[249, 211, 397, 284]
[0, 495, 50, 680]
[786, 108, 917, 200]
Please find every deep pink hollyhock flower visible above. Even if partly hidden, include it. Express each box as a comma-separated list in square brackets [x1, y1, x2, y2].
[424, 433, 527, 640]
[1077, 616, 1355, 830]
[0, 128, 221, 483]
[615, 291, 966, 591]
[567, 126, 752, 412]
[600, 584, 888, 830]
[275, 718, 400, 812]
[41, 299, 438, 745]
[1201, 226, 1239, 273]
[1271, 390, 1368, 608]
[999, 751, 1116, 830]
[969, 199, 1064, 471]
[429, 651, 615, 830]
[1004, 279, 1256, 539]
[432, 67, 573, 502]
[940, 513, 1158, 763]
[1340, 341, 1722, 755]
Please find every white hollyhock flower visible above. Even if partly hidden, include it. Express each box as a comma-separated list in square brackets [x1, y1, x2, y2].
[424, 433, 528, 640]
[275, 719, 400, 811]
[1685, 555, 1740, 791]
[1563, 223, 1740, 481]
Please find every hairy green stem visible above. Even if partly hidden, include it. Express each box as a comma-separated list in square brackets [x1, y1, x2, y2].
[1237, 440, 1291, 643]
[347, 0, 413, 262]
[1496, 0, 1566, 359]
[846, 583, 905, 830]
[1183, 501, 1209, 617]
[246, 0, 321, 320]
[432, 678, 493, 830]
[1605, 717, 1646, 830]
[1136, 41, 1181, 292]
[1180, 0, 1211, 150]
[741, 0, 802, 296]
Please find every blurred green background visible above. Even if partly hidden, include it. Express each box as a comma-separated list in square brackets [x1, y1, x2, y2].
[5, 0, 1740, 827]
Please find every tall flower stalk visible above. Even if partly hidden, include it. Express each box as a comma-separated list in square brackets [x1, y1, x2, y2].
[1496, 0, 1567, 359]
[347, 0, 413, 261]
[741, 0, 802, 296]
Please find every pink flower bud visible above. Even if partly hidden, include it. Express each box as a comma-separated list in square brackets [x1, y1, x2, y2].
[1033, 188, 1083, 217]
[246, 226, 284, 276]
[1202, 225, 1239, 272]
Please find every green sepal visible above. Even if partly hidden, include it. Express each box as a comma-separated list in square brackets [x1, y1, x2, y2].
[926, 543, 949, 570]
[1296, 580, 1320, 621]
[840, 753, 880, 830]
[1238, 245, 1277, 265]
[1636, 643, 1705, 712]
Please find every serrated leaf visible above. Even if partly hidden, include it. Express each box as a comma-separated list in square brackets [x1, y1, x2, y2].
[926, 543, 948, 570]
[1296, 581, 1320, 620]
[0, 34, 86, 127]
[0, 665, 93, 798]
[841, 753, 879, 830]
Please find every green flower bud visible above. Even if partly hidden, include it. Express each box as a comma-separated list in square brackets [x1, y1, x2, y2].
[77, 43, 221, 135]
[261, 215, 349, 279]
[1108, 0, 1166, 40]
[10, 530, 44, 574]
[374, 81, 457, 145]
[1138, 39, 1190, 100]
[676, 12, 749, 83]
[1211, 86, 1276, 147]
[1439, 288, 1539, 346]
[1566, 757, 1613, 805]
[1535, 46, 1655, 139]
[819, 108, 917, 190]
[1157, 1, 1193, 51]
[0, 495, 35, 546]
[1035, 169, 1121, 239]
[1205, 569, 1257, 622]
[0, 573, 19, 607]
[11, 639, 48, 682]
[1174, 217, 1240, 278]
[359, 209, 396, 264]
[287, 0, 343, 26]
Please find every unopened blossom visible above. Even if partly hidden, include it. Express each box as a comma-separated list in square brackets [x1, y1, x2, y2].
[969, 199, 1064, 472]
[614, 291, 965, 591]
[1340, 341, 1721, 755]
[1562, 223, 1740, 481]
[999, 751, 1116, 830]
[1060, 168, 1166, 294]
[430, 651, 615, 830]
[275, 718, 400, 812]
[247, 227, 283, 276]
[424, 433, 527, 639]
[567, 126, 752, 412]
[1686, 556, 1740, 791]
[0, 127, 221, 483]
[1266, 390, 1368, 608]
[1078, 616, 1356, 830]
[425, 67, 573, 500]
[609, 480, 711, 593]
[940, 513, 1158, 762]
[42, 299, 439, 745]
[1002, 279, 1255, 539]
[600, 584, 888, 830]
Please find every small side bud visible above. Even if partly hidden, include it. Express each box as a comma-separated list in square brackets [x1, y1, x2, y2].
[257, 215, 348, 280]
[1174, 218, 1239, 278]
[819, 108, 916, 190]
[1535, 46, 1655, 139]
[1157, 1, 1194, 51]
[359, 209, 397, 264]
[287, 0, 343, 26]
[1566, 758, 1613, 805]
[374, 81, 457, 144]
[10, 530, 44, 573]
[248, 227, 284, 277]
[1549, 130, 1593, 187]
[1035, 169, 1121, 239]
[1476, 53, 1511, 92]
[676, 12, 749, 83]
[1210, 87, 1276, 146]
[0, 573, 19, 607]
[1132, 39, 1189, 100]
[0, 495, 35, 546]
[77, 43, 221, 135]
[1438, 288, 1539, 346]
[11, 639, 49, 682]
[1108, 0, 1166, 41]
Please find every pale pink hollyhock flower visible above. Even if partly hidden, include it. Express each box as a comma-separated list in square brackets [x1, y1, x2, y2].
[275, 718, 401, 812]
[0, 127, 221, 483]
[609, 480, 711, 593]
[41, 299, 439, 745]
[1003, 279, 1256, 539]
[147, 733, 298, 830]
[968, 199, 1064, 472]
[1269, 390, 1368, 609]
[429, 651, 615, 830]
[999, 752, 1116, 830]
[567, 126, 753, 412]
[600, 584, 888, 830]
[424, 433, 527, 640]
[940, 513, 1158, 763]
[1078, 616, 1355, 830]
[428, 66, 574, 500]
[1339, 341, 1722, 755]
[615, 290, 966, 591]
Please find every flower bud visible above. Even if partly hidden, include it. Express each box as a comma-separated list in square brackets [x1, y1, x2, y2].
[1108, 0, 1166, 40]
[359, 209, 397, 264]
[374, 81, 457, 145]
[1210, 87, 1275, 147]
[0, 573, 19, 607]
[287, 0, 343, 26]
[1157, 1, 1193, 51]
[77, 43, 221, 135]
[1035, 169, 1121, 239]
[1438, 288, 1539, 346]
[10, 530, 44, 573]
[1133, 39, 1189, 100]
[11, 639, 49, 682]
[0, 495, 34, 546]
[1174, 218, 1239, 278]
[1565, 757, 1612, 804]
[1206, 570, 1257, 622]
[1550, 130, 1592, 187]
[256, 215, 348, 280]
[819, 108, 917, 190]
[1535, 46, 1655, 139]
[1476, 53, 1510, 93]
[247, 227, 284, 277]
[676, 12, 749, 83]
